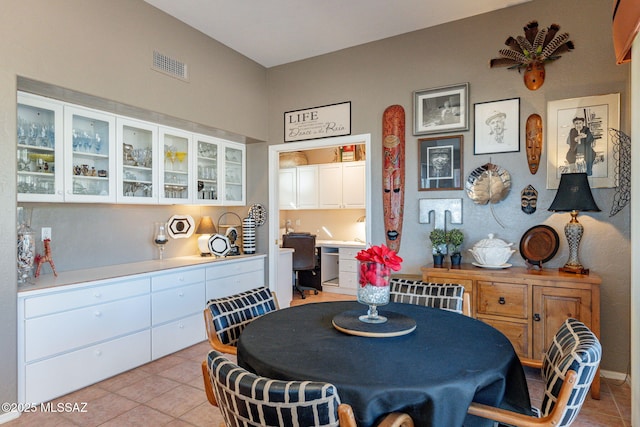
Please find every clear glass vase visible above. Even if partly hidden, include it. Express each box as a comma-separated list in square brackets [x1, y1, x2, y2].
[357, 261, 391, 323]
[17, 207, 35, 285]
[153, 222, 169, 260]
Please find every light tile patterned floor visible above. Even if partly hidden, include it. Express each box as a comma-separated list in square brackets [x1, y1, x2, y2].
[5, 291, 631, 426]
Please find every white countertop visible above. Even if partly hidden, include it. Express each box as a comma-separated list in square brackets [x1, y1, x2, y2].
[18, 253, 266, 294]
[316, 240, 366, 248]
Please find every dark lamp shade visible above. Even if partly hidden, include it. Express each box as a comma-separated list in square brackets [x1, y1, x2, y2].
[548, 173, 601, 212]
[195, 216, 217, 234]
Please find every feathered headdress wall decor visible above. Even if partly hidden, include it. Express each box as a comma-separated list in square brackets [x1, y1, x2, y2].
[490, 21, 575, 90]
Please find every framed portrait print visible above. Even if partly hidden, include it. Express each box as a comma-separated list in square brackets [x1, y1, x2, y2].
[419, 135, 463, 191]
[474, 98, 520, 155]
[413, 83, 469, 135]
[546, 93, 620, 189]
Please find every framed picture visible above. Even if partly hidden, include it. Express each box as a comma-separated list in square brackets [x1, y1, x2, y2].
[474, 98, 520, 155]
[418, 135, 463, 191]
[413, 83, 469, 135]
[546, 93, 620, 189]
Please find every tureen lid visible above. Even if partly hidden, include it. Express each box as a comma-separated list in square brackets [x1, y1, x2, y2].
[473, 233, 513, 248]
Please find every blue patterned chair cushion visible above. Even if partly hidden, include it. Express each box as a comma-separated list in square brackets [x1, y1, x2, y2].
[206, 286, 277, 348]
[390, 278, 464, 314]
[206, 350, 342, 426]
[539, 318, 602, 426]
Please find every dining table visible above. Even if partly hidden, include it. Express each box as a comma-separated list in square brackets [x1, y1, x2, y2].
[237, 300, 532, 427]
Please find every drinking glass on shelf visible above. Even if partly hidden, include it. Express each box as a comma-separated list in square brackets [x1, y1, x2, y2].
[165, 145, 177, 170]
[153, 222, 169, 260]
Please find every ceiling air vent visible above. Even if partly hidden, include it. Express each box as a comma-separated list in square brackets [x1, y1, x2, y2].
[152, 50, 188, 81]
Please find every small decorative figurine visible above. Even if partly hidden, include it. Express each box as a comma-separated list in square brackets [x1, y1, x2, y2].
[34, 238, 58, 278]
[521, 185, 538, 215]
[490, 21, 574, 90]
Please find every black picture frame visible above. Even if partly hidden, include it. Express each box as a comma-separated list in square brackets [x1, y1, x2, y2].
[413, 83, 469, 135]
[418, 135, 463, 191]
[473, 97, 520, 155]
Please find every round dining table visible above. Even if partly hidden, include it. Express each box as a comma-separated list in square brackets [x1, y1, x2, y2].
[237, 301, 531, 427]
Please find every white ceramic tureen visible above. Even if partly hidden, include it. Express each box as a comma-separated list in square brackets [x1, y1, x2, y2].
[468, 233, 515, 266]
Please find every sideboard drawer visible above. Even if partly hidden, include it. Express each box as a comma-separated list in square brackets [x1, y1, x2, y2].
[25, 330, 150, 404]
[152, 313, 204, 359]
[206, 258, 263, 280]
[151, 268, 205, 292]
[152, 282, 205, 325]
[477, 281, 528, 319]
[480, 317, 530, 357]
[25, 294, 150, 362]
[24, 278, 149, 318]
[206, 269, 264, 300]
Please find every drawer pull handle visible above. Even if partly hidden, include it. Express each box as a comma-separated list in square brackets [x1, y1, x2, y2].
[94, 311, 102, 317]
[179, 323, 184, 329]
[94, 292, 102, 298]
[178, 292, 184, 297]
[534, 313, 541, 322]
[179, 276, 185, 282]
[498, 297, 506, 305]
[95, 350, 102, 356]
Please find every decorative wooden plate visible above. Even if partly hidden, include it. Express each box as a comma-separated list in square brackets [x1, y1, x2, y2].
[519, 225, 560, 267]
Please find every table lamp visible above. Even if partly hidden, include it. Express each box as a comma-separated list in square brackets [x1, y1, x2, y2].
[196, 216, 217, 256]
[548, 173, 600, 274]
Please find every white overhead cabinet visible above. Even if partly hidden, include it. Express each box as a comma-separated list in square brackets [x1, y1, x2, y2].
[17, 93, 64, 202]
[319, 161, 365, 209]
[278, 165, 318, 210]
[116, 117, 159, 204]
[16, 92, 246, 206]
[63, 105, 116, 203]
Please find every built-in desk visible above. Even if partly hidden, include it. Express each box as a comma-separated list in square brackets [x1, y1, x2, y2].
[315, 240, 365, 295]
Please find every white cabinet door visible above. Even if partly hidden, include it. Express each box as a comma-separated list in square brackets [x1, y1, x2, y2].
[279, 168, 297, 209]
[297, 165, 318, 209]
[194, 135, 222, 205]
[341, 161, 366, 208]
[222, 142, 246, 205]
[17, 92, 65, 202]
[318, 163, 342, 208]
[63, 105, 116, 203]
[116, 117, 159, 204]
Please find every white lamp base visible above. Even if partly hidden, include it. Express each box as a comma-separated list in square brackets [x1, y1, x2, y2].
[198, 234, 211, 256]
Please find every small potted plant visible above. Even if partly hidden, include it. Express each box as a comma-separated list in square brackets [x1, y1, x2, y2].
[429, 228, 447, 266]
[446, 228, 464, 266]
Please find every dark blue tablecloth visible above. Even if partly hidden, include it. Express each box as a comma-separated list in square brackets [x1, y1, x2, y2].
[237, 301, 531, 427]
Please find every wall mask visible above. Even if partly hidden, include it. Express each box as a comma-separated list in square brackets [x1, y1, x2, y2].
[521, 185, 538, 214]
[525, 114, 543, 174]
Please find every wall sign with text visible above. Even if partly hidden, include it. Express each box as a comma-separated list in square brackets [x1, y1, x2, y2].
[284, 101, 351, 142]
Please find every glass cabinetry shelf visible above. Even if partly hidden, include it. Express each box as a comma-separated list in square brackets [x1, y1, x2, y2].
[223, 143, 245, 205]
[17, 93, 64, 202]
[117, 117, 158, 204]
[194, 135, 221, 204]
[64, 106, 115, 203]
[159, 127, 192, 204]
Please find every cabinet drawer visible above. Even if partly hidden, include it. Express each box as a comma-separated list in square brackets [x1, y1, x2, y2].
[477, 281, 528, 319]
[24, 278, 149, 318]
[206, 269, 264, 300]
[206, 258, 264, 280]
[152, 282, 205, 325]
[151, 268, 205, 292]
[340, 259, 358, 273]
[25, 295, 150, 362]
[25, 330, 150, 404]
[339, 247, 360, 260]
[480, 317, 529, 358]
[152, 313, 205, 359]
[338, 271, 358, 289]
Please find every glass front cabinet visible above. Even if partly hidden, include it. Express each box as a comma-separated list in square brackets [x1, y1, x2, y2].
[116, 117, 158, 204]
[17, 92, 245, 206]
[17, 93, 64, 202]
[63, 105, 116, 203]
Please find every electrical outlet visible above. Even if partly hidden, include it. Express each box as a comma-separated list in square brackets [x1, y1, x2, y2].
[41, 227, 52, 241]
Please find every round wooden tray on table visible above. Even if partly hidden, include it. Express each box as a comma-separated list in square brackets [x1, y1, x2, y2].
[332, 310, 416, 338]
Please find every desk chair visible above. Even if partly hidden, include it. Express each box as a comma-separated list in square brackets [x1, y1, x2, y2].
[468, 318, 601, 427]
[390, 278, 469, 316]
[282, 232, 319, 299]
[202, 349, 415, 427]
[204, 286, 278, 355]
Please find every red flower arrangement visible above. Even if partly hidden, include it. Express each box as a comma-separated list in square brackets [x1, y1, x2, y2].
[356, 244, 403, 287]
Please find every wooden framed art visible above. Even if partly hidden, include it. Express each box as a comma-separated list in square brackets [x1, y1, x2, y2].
[413, 83, 469, 135]
[418, 134, 463, 191]
[546, 93, 620, 189]
[474, 97, 520, 155]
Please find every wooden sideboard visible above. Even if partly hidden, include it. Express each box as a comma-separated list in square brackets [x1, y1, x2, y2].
[421, 263, 601, 399]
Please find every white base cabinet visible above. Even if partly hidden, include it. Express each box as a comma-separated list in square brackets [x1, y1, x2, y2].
[18, 255, 265, 405]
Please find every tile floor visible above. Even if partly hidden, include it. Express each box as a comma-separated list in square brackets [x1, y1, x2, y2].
[6, 291, 631, 426]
